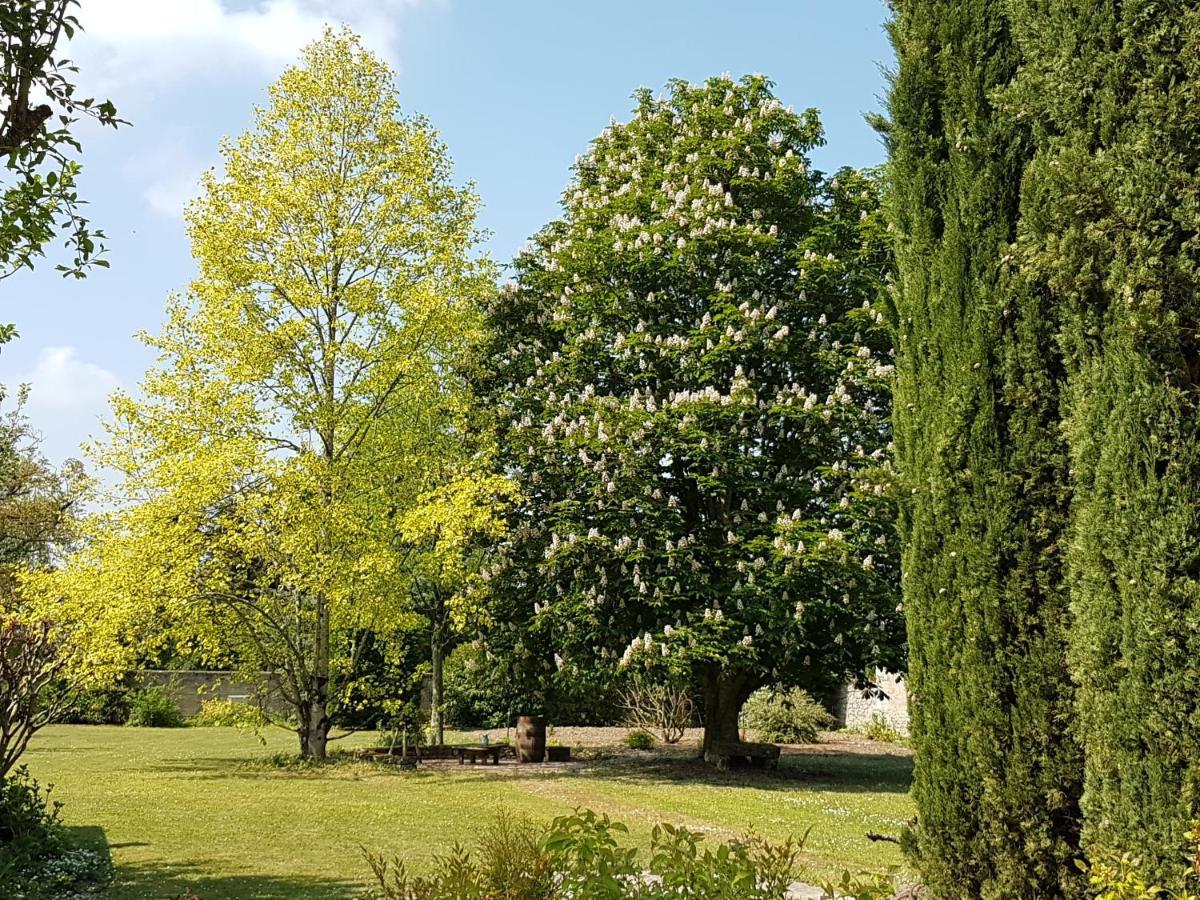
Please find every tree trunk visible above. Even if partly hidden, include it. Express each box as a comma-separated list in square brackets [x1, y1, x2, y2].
[430, 631, 444, 746]
[304, 694, 329, 759]
[295, 598, 332, 759]
[699, 669, 755, 764]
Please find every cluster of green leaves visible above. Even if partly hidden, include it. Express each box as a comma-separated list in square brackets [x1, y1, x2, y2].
[191, 698, 266, 729]
[0, 1, 123, 283]
[475, 75, 901, 748]
[366, 809, 802, 899]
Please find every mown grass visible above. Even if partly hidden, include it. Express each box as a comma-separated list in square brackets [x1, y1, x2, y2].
[25, 725, 913, 899]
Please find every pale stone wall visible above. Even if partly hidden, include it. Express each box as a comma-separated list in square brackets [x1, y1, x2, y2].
[830, 669, 909, 735]
[135, 670, 284, 717]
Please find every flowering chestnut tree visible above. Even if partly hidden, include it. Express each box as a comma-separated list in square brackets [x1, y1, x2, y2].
[476, 76, 902, 758]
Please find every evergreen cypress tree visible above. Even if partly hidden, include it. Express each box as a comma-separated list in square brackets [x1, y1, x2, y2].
[885, 2, 1082, 895]
[1008, 1, 1200, 884]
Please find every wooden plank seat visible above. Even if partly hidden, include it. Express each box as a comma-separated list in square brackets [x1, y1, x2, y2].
[455, 745, 502, 765]
[705, 740, 781, 771]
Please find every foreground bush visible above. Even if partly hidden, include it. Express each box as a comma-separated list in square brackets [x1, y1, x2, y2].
[366, 809, 802, 899]
[0, 767, 111, 896]
[1079, 823, 1200, 900]
[742, 688, 832, 744]
[125, 686, 185, 728]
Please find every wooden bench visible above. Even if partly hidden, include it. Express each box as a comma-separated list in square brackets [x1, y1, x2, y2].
[353, 744, 460, 763]
[705, 740, 780, 771]
[455, 745, 503, 765]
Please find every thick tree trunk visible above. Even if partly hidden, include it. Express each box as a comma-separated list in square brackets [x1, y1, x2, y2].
[699, 669, 755, 764]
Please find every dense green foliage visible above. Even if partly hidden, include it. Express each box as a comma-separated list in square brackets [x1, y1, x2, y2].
[124, 687, 185, 728]
[1006, 1, 1200, 885]
[741, 687, 832, 744]
[442, 642, 623, 728]
[476, 75, 901, 758]
[885, 1, 1081, 895]
[366, 809, 802, 899]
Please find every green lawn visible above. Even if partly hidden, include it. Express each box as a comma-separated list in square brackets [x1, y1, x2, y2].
[24, 726, 913, 898]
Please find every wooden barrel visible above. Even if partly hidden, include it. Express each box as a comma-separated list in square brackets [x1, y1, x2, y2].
[514, 715, 547, 762]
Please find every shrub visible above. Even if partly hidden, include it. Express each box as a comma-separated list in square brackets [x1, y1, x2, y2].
[0, 767, 112, 896]
[861, 713, 903, 745]
[125, 686, 185, 728]
[443, 643, 625, 730]
[192, 698, 266, 728]
[620, 677, 692, 744]
[742, 688, 832, 744]
[365, 809, 802, 899]
[61, 687, 129, 725]
[623, 729, 655, 751]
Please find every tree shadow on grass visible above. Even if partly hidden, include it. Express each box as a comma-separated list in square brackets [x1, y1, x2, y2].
[137, 744, 913, 797]
[414, 746, 914, 795]
[68, 825, 362, 899]
[111, 861, 362, 899]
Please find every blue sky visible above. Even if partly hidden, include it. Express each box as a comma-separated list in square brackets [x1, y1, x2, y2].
[3, 0, 894, 467]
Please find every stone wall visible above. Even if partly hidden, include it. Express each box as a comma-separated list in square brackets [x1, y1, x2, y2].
[135, 670, 285, 717]
[830, 669, 909, 735]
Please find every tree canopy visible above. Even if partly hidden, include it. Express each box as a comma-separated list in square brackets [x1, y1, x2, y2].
[43, 28, 494, 757]
[475, 75, 902, 757]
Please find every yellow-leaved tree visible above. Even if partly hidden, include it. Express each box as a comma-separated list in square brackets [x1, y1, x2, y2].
[41, 29, 495, 758]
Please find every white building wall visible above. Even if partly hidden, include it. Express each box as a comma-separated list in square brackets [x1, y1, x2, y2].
[832, 669, 909, 736]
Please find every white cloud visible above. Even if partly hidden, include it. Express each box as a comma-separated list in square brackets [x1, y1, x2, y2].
[124, 138, 216, 220]
[7, 347, 121, 464]
[74, 0, 437, 95]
